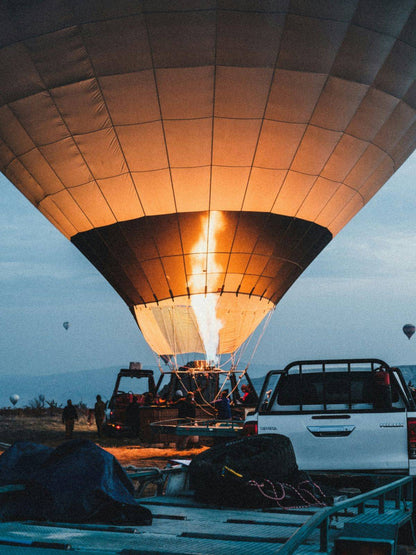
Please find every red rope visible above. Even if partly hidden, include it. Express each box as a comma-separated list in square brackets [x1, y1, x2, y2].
[247, 478, 327, 510]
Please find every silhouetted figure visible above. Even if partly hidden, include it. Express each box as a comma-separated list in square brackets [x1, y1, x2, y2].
[241, 384, 257, 404]
[94, 394, 106, 437]
[174, 390, 184, 401]
[143, 391, 154, 406]
[126, 397, 141, 438]
[176, 392, 196, 420]
[175, 392, 197, 449]
[214, 391, 231, 420]
[62, 399, 78, 439]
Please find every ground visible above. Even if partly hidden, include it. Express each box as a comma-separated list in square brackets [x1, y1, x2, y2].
[0, 412, 207, 468]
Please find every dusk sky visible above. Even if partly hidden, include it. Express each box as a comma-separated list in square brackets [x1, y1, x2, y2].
[1, 154, 416, 378]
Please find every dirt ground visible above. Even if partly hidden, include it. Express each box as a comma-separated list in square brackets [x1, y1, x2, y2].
[0, 413, 207, 468]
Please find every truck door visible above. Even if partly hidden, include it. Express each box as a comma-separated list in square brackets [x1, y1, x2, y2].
[257, 370, 409, 471]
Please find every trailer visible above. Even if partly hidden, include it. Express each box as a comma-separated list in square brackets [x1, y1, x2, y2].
[0, 464, 413, 554]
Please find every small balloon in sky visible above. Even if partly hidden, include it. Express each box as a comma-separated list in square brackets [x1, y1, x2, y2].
[63, 322, 69, 330]
[403, 324, 415, 340]
[10, 394, 19, 406]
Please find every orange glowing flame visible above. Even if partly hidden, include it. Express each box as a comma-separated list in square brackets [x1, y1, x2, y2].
[189, 212, 224, 362]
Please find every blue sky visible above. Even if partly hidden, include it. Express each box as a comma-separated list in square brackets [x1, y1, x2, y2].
[1, 156, 416, 378]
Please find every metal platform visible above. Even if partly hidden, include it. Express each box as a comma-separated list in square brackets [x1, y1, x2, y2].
[0, 472, 412, 554]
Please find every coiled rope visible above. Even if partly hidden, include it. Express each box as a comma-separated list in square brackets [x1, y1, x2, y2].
[221, 465, 327, 510]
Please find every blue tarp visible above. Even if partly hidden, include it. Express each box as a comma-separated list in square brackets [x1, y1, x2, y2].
[0, 440, 152, 525]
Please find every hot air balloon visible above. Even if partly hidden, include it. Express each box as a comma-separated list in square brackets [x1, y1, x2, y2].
[63, 322, 69, 331]
[1, 2, 416, 364]
[9, 394, 19, 406]
[403, 324, 415, 340]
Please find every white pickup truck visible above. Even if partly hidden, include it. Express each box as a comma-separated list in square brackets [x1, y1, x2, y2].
[243, 358, 416, 475]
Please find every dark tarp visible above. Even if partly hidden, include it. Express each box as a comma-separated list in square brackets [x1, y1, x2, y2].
[189, 434, 330, 508]
[0, 440, 152, 525]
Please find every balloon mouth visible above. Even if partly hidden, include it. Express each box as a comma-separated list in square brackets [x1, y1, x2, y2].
[133, 211, 275, 359]
[133, 293, 274, 356]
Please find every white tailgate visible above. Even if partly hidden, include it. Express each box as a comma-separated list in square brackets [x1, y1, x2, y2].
[258, 411, 409, 471]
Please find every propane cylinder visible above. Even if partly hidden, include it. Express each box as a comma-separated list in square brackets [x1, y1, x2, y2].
[373, 369, 392, 409]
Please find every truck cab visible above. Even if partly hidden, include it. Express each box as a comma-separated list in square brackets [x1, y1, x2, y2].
[105, 364, 160, 435]
[104, 360, 259, 441]
[244, 358, 416, 474]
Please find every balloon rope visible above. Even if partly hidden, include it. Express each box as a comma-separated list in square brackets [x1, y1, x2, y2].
[213, 370, 233, 401]
[220, 308, 274, 374]
[248, 309, 274, 364]
[190, 371, 217, 408]
[174, 369, 216, 416]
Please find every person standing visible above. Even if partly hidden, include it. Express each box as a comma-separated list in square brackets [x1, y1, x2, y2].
[94, 395, 106, 437]
[62, 399, 78, 439]
[126, 397, 141, 438]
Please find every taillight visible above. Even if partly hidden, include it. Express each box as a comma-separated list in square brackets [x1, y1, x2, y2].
[407, 418, 416, 458]
[242, 421, 258, 436]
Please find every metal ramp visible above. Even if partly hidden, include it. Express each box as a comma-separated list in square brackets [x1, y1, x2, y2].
[0, 474, 412, 554]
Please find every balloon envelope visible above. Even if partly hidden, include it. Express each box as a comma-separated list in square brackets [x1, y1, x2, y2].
[1, 3, 416, 356]
[9, 395, 19, 406]
[63, 322, 69, 331]
[403, 324, 415, 340]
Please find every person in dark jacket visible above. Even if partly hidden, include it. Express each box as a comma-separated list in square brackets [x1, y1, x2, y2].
[241, 384, 257, 405]
[94, 394, 106, 437]
[62, 399, 78, 439]
[126, 397, 141, 438]
[214, 390, 232, 420]
[176, 392, 196, 420]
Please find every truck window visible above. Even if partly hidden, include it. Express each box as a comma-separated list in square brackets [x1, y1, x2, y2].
[258, 373, 282, 411]
[269, 371, 404, 411]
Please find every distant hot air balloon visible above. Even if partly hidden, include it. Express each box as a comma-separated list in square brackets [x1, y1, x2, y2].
[9, 394, 19, 406]
[1, 3, 416, 362]
[403, 324, 415, 340]
[63, 322, 69, 331]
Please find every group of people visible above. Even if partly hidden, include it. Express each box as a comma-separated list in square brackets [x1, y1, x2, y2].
[212, 384, 257, 419]
[62, 394, 106, 440]
[170, 383, 256, 449]
[61, 382, 256, 443]
[172, 383, 256, 421]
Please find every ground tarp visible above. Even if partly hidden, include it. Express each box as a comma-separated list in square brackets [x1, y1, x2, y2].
[0, 440, 152, 525]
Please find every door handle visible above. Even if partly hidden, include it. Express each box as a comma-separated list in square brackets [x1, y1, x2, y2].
[307, 425, 355, 437]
